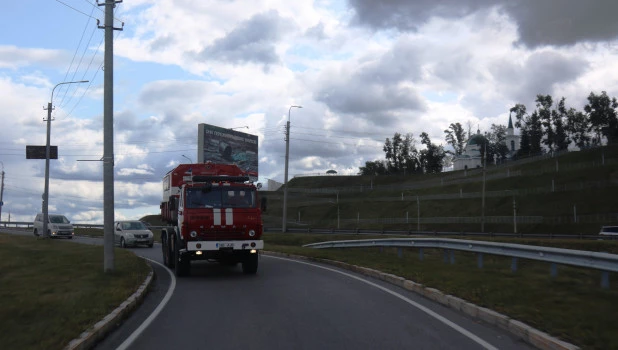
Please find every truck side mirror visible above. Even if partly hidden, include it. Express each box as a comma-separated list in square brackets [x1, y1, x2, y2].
[260, 197, 267, 212]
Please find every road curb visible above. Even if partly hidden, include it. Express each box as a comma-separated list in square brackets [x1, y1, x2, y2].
[263, 250, 580, 350]
[64, 264, 154, 350]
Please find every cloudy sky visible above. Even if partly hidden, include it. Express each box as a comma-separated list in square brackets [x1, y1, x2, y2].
[1, 0, 618, 223]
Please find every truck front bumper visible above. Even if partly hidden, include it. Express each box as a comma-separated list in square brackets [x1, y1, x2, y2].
[186, 240, 264, 251]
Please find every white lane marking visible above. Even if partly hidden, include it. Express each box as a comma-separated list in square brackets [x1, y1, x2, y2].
[266, 255, 499, 350]
[213, 208, 221, 225]
[116, 258, 176, 350]
[225, 208, 233, 225]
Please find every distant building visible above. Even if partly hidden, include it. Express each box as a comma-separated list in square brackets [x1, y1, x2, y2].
[453, 131, 486, 171]
[453, 114, 521, 171]
[504, 114, 520, 158]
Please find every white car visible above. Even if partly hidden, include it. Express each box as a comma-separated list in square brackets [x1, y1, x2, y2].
[114, 221, 154, 248]
[599, 226, 618, 238]
[33, 213, 74, 239]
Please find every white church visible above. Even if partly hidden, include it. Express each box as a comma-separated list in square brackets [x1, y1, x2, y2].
[453, 115, 520, 171]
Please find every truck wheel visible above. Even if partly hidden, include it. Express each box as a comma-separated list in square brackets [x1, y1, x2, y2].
[174, 239, 190, 277]
[242, 253, 258, 274]
[164, 232, 175, 268]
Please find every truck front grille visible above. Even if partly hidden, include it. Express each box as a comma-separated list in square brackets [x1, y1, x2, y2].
[198, 231, 245, 240]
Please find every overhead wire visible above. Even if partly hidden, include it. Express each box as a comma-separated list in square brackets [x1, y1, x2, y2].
[55, 1, 98, 106]
[62, 1, 125, 119]
[55, 0, 98, 20]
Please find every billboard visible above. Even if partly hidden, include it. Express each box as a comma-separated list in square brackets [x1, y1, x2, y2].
[26, 145, 58, 159]
[197, 123, 258, 181]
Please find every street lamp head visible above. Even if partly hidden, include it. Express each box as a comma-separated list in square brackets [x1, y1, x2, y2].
[51, 80, 90, 103]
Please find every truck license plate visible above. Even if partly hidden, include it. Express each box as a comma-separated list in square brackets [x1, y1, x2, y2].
[218, 242, 234, 248]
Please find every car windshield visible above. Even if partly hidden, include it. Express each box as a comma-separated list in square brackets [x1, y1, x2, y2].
[186, 186, 256, 209]
[49, 215, 69, 224]
[121, 222, 147, 230]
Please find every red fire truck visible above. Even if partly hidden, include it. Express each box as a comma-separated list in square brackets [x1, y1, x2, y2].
[160, 162, 265, 276]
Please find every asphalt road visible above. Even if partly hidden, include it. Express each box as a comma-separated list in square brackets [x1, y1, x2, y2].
[2, 229, 534, 350]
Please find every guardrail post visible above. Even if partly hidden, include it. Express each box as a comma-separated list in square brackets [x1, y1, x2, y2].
[477, 253, 483, 269]
[397, 247, 402, 258]
[450, 250, 455, 264]
[601, 271, 610, 289]
[550, 263, 558, 278]
[443, 250, 448, 263]
[419, 248, 424, 261]
[511, 257, 518, 272]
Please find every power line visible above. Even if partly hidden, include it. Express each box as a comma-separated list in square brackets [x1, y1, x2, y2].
[59, 25, 101, 108]
[55, 0, 99, 20]
[55, 3, 98, 107]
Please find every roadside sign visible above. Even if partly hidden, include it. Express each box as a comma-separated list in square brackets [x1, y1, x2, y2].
[26, 145, 58, 159]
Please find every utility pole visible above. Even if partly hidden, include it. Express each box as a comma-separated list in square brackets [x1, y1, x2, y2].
[282, 105, 301, 233]
[0, 162, 4, 222]
[98, 0, 123, 273]
[481, 142, 486, 233]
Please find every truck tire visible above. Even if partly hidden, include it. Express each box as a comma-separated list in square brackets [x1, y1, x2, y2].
[162, 230, 174, 268]
[242, 253, 258, 274]
[174, 237, 190, 277]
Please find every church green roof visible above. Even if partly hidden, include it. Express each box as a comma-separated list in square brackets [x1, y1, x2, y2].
[467, 134, 486, 146]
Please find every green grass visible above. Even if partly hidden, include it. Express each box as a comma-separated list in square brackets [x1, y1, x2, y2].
[264, 233, 618, 350]
[259, 144, 618, 235]
[0, 234, 150, 350]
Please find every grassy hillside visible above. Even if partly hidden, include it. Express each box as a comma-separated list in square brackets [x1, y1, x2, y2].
[260, 144, 618, 235]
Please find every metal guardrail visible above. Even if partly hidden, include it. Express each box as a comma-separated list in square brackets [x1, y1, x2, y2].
[303, 238, 618, 288]
[0, 222, 171, 231]
[264, 227, 610, 240]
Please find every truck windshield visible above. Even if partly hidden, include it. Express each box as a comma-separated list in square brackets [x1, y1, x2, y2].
[186, 187, 256, 209]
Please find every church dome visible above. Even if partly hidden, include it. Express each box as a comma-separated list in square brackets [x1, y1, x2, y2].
[467, 134, 486, 146]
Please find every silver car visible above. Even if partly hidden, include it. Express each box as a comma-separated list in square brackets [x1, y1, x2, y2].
[114, 221, 154, 248]
[33, 213, 74, 239]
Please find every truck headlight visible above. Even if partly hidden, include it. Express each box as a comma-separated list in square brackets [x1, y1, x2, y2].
[190, 231, 197, 238]
[248, 230, 256, 237]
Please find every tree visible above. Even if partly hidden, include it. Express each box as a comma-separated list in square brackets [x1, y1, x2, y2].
[485, 124, 509, 164]
[419, 132, 445, 173]
[552, 97, 570, 151]
[359, 160, 388, 176]
[381, 133, 420, 174]
[511, 103, 542, 155]
[443, 122, 467, 155]
[584, 91, 618, 145]
[510, 104, 527, 129]
[566, 107, 591, 150]
[536, 94, 555, 151]
[528, 110, 544, 155]
[516, 128, 531, 158]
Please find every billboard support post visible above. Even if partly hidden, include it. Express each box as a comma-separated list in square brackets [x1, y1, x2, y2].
[282, 106, 302, 233]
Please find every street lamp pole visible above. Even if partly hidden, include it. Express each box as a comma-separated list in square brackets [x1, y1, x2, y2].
[42, 80, 88, 238]
[282, 105, 302, 233]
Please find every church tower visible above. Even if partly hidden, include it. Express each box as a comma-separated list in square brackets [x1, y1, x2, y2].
[505, 114, 520, 158]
